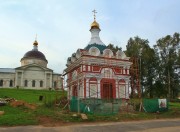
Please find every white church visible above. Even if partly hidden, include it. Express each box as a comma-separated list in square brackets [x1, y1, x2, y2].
[0, 40, 63, 90]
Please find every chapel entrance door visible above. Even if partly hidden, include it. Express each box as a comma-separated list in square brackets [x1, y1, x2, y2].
[72, 86, 78, 97]
[102, 82, 113, 99]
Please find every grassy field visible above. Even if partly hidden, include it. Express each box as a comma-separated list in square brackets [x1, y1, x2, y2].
[0, 88, 180, 126]
[0, 88, 66, 126]
[0, 88, 65, 103]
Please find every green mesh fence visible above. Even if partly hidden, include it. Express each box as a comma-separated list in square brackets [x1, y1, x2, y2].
[143, 98, 168, 113]
[70, 96, 124, 115]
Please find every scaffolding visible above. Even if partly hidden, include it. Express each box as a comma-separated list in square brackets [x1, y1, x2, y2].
[129, 57, 141, 98]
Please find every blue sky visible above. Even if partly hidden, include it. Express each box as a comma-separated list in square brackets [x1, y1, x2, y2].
[0, 0, 180, 73]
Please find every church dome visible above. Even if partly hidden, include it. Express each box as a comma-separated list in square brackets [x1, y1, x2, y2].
[21, 40, 48, 67]
[23, 50, 47, 62]
[21, 40, 47, 62]
[91, 20, 100, 29]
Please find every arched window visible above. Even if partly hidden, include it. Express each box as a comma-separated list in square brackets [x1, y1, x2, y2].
[54, 81, 57, 88]
[32, 80, 36, 87]
[118, 79, 126, 98]
[89, 78, 97, 98]
[24, 80, 28, 87]
[9, 80, 13, 87]
[40, 81, 43, 87]
[0, 80, 3, 86]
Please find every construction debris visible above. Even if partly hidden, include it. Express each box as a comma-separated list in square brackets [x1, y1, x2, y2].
[72, 113, 78, 117]
[0, 100, 6, 106]
[0, 111, 5, 116]
[0, 97, 36, 110]
[10, 100, 25, 107]
[81, 113, 88, 120]
[10, 100, 37, 110]
[0, 98, 15, 106]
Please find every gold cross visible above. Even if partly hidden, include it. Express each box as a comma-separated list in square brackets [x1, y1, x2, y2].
[92, 9, 97, 20]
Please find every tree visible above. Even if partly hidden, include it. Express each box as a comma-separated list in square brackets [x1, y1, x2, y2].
[107, 43, 122, 53]
[126, 36, 158, 98]
[154, 32, 180, 98]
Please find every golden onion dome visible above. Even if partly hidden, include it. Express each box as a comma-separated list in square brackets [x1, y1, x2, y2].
[33, 40, 38, 46]
[91, 20, 100, 29]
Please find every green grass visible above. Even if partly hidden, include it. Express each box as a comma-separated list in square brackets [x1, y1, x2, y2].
[169, 102, 180, 108]
[0, 88, 66, 126]
[0, 88, 66, 103]
[0, 88, 180, 126]
[0, 105, 37, 126]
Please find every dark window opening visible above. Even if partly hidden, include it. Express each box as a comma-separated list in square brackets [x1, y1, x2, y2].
[40, 81, 43, 87]
[24, 80, 28, 87]
[9, 80, 13, 87]
[0, 80, 3, 86]
[32, 80, 35, 87]
[54, 81, 57, 88]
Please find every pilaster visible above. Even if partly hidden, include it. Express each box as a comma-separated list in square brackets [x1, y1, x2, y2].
[97, 78, 101, 98]
[86, 78, 90, 98]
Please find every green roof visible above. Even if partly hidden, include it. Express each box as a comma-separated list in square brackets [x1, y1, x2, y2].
[85, 43, 107, 53]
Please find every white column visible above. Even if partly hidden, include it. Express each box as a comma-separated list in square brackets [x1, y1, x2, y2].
[37, 80, 40, 88]
[123, 66, 126, 74]
[21, 71, 24, 87]
[50, 73, 52, 88]
[86, 78, 89, 98]
[4, 80, 7, 88]
[15, 72, 18, 87]
[6, 80, 8, 87]
[78, 79, 83, 98]
[28, 80, 31, 88]
[44, 72, 47, 88]
[116, 79, 119, 98]
[88, 66, 90, 71]
[125, 80, 129, 99]
[79, 83, 84, 98]
[127, 66, 130, 75]
[97, 79, 101, 99]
